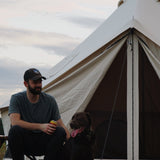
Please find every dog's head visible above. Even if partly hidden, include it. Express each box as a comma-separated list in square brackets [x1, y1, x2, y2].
[70, 112, 92, 130]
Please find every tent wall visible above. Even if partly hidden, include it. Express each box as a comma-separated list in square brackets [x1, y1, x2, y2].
[44, 37, 127, 126]
[1, 109, 10, 136]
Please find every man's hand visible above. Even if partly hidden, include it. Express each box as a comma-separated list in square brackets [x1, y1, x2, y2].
[40, 123, 56, 135]
[10, 113, 57, 135]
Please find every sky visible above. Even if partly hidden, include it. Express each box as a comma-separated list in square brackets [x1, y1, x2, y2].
[0, 0, 119, 107]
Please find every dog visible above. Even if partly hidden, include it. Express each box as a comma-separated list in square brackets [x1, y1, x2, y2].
[59, 112, 95, 160]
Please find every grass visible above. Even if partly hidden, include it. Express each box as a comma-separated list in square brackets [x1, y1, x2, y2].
[0, 142, 6, 160]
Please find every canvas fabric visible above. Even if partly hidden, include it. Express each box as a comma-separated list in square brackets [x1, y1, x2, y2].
[45, 38, 127, 125]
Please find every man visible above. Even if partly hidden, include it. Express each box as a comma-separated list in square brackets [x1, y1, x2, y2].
[8, 68, 70, 160]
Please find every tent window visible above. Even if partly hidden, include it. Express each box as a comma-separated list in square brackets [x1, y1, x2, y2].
[85, 42, 127, 159]
[139, 45, 160, 159]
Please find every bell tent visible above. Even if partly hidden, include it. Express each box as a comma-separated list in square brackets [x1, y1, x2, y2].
[43, 0, 160, 159]
[1, 0, 160, 159]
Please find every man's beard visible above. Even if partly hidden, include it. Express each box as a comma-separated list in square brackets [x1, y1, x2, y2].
[28, 84, 42, 95]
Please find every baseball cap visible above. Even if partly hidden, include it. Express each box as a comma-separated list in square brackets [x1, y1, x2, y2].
[24, 68, 46, 81]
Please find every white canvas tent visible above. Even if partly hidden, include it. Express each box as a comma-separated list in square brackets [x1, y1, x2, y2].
[43, 0, 160, 159]
[1, 0, 160, 159]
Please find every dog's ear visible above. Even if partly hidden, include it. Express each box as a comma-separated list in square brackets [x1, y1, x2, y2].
[71, 112, 79, 120]
[71, 115, 75, 120]
[86, 112, 92, 128]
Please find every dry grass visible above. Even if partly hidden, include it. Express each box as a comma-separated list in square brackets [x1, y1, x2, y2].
[0, 142, 6, 160]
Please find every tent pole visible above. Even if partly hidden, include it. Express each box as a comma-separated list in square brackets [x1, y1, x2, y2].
[127, 31, 133, 160]
[133, 34, 139, 160]
[127, 30, 139, 160]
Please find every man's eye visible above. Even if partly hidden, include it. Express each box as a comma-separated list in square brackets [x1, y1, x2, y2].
[33, 80, 42, 84]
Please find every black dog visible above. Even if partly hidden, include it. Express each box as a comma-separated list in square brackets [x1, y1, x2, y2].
[59, 112, 95, 160]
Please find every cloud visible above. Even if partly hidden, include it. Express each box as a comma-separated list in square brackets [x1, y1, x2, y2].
[0, 26, 80, 46]
[0, 59, 26, 107]
[0, 27, 81, 107]
[0, 88, 22, 107]
[0, 57, 50, 87]
[0, 26, 81, 57]
[66, 16, 104, 28]
[34, 45, 73, 56]
[0, 57, 51, 107]
[0, 45, 65, 67]
[0, 65, 24, 89]
[0, 0, 119, 37]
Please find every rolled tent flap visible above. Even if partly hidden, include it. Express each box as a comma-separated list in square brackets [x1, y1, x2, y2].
[45, 37, 127, 124]
[139, 39, 160, 79]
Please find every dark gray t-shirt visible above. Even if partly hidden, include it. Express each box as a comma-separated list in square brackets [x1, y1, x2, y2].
[9, 91, 60, 123]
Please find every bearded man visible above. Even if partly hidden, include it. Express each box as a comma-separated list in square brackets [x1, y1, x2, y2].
[8, 68, 70, 160]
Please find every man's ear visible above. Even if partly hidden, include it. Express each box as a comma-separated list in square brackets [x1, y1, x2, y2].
[24, 81, 28, 87]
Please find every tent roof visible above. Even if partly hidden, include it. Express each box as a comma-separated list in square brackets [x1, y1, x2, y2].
[44, 0, 160, 87]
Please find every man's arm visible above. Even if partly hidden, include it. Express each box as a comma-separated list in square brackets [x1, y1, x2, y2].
[57, 119, 70, 140]
[10, 113, 56, 135]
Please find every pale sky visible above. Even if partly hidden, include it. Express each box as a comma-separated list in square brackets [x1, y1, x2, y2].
[0, 0, 119, 107]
